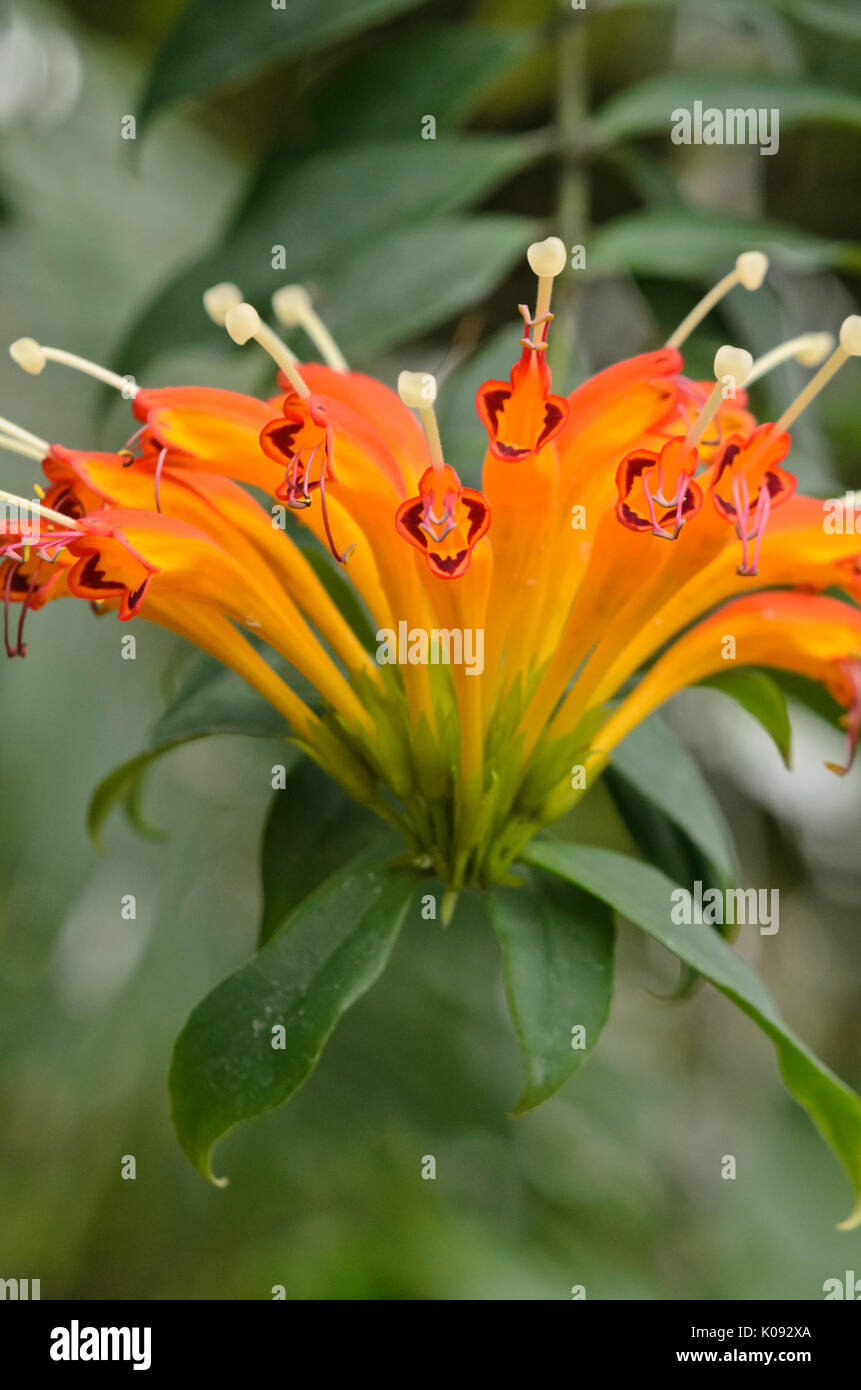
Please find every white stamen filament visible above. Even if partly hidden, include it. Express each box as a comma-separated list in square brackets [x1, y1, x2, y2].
[203, 282, 244, 327]
[272, 286, 349, 372]
[397, 371, 444, 470]
[684, 345, 753, 452]
[9, 339, 136, 396]
[768, 316, 861, 438]
[0, 487, 79, 530]
[666, 252, 769, 350]
[223, 303, 308, 397]
[527, 237, 566, 334]
[745, 332, 835, 386]
[0, 433, 43, 460]
[0, 415, 48, 454]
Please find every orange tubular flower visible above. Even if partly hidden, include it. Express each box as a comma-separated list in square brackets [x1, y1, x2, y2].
[2, 242, 861, 900]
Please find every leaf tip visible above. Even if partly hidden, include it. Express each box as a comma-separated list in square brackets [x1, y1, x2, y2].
[835, 1199, 861, 1232]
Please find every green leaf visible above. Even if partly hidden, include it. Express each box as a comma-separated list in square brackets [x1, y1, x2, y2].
[773, 670, 849, 733]
[595, 73, 861, 142]
[776, 0, 861, 40]
[115, 140, 533, 377]
[525, 841, 861, 1230]
[307, 26, 537, 144]
[139, 0, 425, 129]
[169, 842, 416, 1182]
[87, 660, 293, 848]
[260, 761, 382, 945]
[489, 871, 614, 1112]
[608, 714, 738, 883]
[323, 215, 535, 361]
[699, 669, 792, 768]
[589, 207, 859, 278]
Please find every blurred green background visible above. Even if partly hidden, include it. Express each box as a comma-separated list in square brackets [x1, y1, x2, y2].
[1, 0, 860, 1299]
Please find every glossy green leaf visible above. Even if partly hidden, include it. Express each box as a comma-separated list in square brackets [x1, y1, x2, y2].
[589, 207, 859, 278]
[489, 871, 614, 1112]
[525, 841, 861, 1230]
[306, 26, 538, 145]
[87, 660, 293, 848]
[115, 139, 532, 378]
[595, 73, 861, 142]
[259, 761, 382, 945]
[139, 0, 425, 128]
[613, 0, 861, 42]
[323, 215, 535, 360]
[609, 714, 738, 883]
[699, 669, 792, 768]
[169, 843, 416, 1181]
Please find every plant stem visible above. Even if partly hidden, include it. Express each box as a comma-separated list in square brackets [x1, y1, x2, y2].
[550, 16, 590, 389]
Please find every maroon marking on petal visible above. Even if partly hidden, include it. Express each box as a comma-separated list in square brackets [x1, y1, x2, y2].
[428, 549, 469, 578]
[262, 422, 301, 459]
[712, 494, 737, 522]
[764, 469, 791, 499]
[618, 456, 656, 497]
[616, 500, 652, 532]
[490, 439, 532, 461]
[710, 441, 741, 491]
[480, 387, 511, 436]
[395, 499, 429, 551]
[78, 552, 115, 593]
[52, 487, 85, 520]
[126, 579, 149, 614]
[535, 399, 566, 451]
[461, 494, 490, 544]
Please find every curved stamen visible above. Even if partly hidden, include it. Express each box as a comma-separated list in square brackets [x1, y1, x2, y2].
[666, 252, 769, 350]
[0, 487, 80, 532]
[119, 424, 147, 466]
[642, 473, 674, 540]
[317, 429, 353, 566]
[0, 433, 43, 460]
[518, 304, 553, 351]
[765, 316, 861, 443]
[673, 475, 690, 536]
[10, 338, 135, 396]
[3, 563, 18, 657]
[0, 416, 49, 455]
[154, 445, 168, 514]
[224, 302, 307, 394]
[15, 565, 39, 657]
[826, 662, 861, 776]
[748, 484, 772, 575]
[684, 345, 753, 454]
[203, 282, 244, 327]
[745, 331, 835, 386]
[272, 286, 349, 372]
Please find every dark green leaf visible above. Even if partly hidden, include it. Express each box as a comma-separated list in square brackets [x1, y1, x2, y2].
[139, 0, 425, 129]
[589, 207, 859, 278]
[525, 841, 861, 1230]
[489, 871, 614, 1112]
[260, 761, 382, 945]
[307, 26, 538, 145]
[324, 215, 535, 361]
[699, 669, 792, 768]
[595, 74, 861, 142]
[169, 843, 416, 1181]
[115, 140, 533, 378]
[609, 714, 738, 883]
[88, 661, 293, 848]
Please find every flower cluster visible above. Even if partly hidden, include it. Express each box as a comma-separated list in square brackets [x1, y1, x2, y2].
[2, 238, 860, 888]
